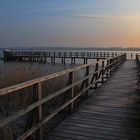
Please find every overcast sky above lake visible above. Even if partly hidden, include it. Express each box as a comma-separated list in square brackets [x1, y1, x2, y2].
[0, 0, 140, 48]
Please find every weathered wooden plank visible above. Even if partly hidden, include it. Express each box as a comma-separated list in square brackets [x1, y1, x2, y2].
[54, 125, 131, 139]
[50, 132, 105, 140]
[37, 82, 43, 140]
[53, 119, 140, 139]
[73, 110, 140, 121]
[66, 114, 140, 127]
[49, 135, 74, 140]
[53, 129, 129, 140]
[62, 118, 140, 132]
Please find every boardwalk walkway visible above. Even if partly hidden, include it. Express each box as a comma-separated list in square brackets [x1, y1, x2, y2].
[49, 60, 140, 140]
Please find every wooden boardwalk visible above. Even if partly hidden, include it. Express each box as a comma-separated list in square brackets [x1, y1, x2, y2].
[0, 54, 126, 140]
[49, 60, 140, 140]
[3, 50, 121, 64]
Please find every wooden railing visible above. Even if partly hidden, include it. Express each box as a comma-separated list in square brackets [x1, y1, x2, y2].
[15, 51, 137, 59]
[2, 50, 140, 61]
[130, 53, 140, 59]
[8, 51, 120, 58]
[0, 54, 126, 140]
[136, 54, 140, 87]
[3, 50, 123, 62]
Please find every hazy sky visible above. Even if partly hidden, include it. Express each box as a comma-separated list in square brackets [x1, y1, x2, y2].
[0, 0, 140, 48]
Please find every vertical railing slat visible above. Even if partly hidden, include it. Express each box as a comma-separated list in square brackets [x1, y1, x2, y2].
[85, 66, 90, 96]
[37, 82, 43, 140]
[95, 59, 99, 89]
[101, 61, 105, 83]
[69, 72, 74, 112]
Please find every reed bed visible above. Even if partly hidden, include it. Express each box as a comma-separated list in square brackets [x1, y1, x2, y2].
[0, 61, 72, 88]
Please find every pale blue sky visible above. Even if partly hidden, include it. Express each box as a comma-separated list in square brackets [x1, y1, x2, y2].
[0, 0, 140, 48]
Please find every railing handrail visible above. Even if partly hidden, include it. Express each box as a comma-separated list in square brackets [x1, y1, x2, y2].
[4, 50, 123, 58]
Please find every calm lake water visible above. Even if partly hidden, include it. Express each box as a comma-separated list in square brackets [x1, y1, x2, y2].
[0, 48, 140, 88]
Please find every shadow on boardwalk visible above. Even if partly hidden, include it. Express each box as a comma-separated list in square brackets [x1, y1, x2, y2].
[49, 60, 140, 140]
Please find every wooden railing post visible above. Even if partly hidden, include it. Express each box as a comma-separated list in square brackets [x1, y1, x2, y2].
[97, 52, 98, 58]
[101, 61, 105, 83]
[112, 53, 113, 57]
[106, 59, 110, 78]
[69, 72, 74, 112]
[93, 52, 95, 58]
[37, 82, 43, 140]
[75, 52, 78, 57]
[136, 55, 140, 89]
[64, 52, 66, 57]
[95, 59, 99, 89]
[90, 52, 91, 58]
[107, 52, 109, 57]
[87, 52, 89, 58]
[70, 52, 72, 57]
[109, 58, 113, 75]
[110, 58, 115, 75]
[85, 66, 90, 96]
[83, 52, 85, 57]
[131, 53, 133, 59]
[112, 58, 116, 72]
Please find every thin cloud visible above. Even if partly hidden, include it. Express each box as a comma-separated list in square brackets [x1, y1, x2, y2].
[77, 13, 139, 21]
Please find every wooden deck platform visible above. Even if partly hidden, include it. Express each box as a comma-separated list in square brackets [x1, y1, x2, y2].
[49, 60, 140, 140]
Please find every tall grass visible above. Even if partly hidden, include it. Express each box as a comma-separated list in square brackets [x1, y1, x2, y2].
[0, 61, 72, 88]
